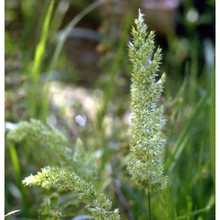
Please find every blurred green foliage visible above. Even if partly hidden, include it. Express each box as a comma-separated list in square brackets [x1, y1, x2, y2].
[5, 0, 215, 219]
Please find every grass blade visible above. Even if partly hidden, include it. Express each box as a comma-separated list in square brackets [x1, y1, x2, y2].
[27, 0, 55, 118]
[166, 85, 211, 173]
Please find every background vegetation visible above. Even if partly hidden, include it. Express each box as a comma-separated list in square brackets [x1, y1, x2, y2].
[5, 0, 215, 219]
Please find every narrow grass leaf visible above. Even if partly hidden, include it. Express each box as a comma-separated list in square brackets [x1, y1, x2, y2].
[28, 0, 55, 118]
[177, 194, 214, 219]
[9, 142, 21, 180]
[166, 85, 211, 173]
[41, 0, 101, 120]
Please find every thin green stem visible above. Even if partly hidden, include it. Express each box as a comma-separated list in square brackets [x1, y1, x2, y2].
[148, 190, 152, 220]
[28, 0, 55, 119]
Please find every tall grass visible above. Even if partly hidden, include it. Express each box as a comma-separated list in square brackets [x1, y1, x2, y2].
[27, 0, 55, 120]
[5, 1, 215, 219]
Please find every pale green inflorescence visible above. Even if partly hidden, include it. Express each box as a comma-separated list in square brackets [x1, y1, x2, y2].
[7, 119, 120, 220]
[7, 119, 70, 166]
[7, 119, 120, 219]
[7, 119, 99, 181]
[23, 166, 120, 220]
[127, 10, 167, 192]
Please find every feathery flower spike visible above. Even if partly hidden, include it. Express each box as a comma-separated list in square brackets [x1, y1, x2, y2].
[127, 9, 167, 192]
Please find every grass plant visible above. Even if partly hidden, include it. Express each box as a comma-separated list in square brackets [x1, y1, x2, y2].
[5, 1, 215, 219]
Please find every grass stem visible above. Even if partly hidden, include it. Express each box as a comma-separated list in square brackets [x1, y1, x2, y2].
[148, 190, 152, 220]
